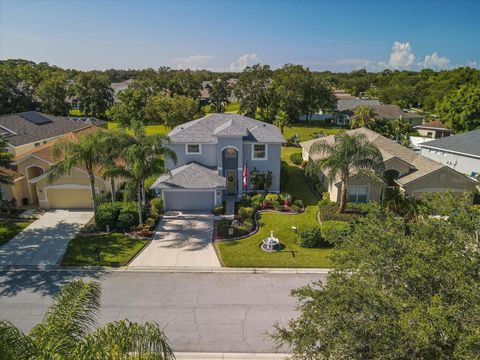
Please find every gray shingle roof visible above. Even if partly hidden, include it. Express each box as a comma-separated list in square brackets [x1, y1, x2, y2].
[0, 112, 88, 146]
[168, 114, 285, 143]
[151, 162, 226, 189]
[336, 99, 381, 112]
[421, 129, 480, 157]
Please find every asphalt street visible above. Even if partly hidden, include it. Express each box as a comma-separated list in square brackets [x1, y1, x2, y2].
[0, 269, 327, 353]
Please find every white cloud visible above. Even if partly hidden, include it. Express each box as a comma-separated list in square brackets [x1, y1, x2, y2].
[171, 55, 213, 70]
[229, 53, 258, 71]
[384, 41, 416, 69]
[467, 60, 478, 68]
[420, 52, 450, 70]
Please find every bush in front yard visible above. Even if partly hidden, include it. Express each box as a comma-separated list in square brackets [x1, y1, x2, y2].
[265, 193, 280, 203]
[238, 207, 255, 221]
[298, 224, 323, 248]
[320, 220, 351, 245]
[118, 202, 139, 230]
[95, 202, 123, 231]
[251, 193, 265, 209]
[290, 152, 303, 165]
[149, 197, 164, 218]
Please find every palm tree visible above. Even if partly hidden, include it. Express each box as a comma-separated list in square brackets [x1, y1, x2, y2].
[311, 133, 384, 213]
[273, 110, 290, 134]
[350, 106, 376, 129]
[0, 279, 174, 360]
[107, 122, 176, 224]
[48, 130, 106, 212]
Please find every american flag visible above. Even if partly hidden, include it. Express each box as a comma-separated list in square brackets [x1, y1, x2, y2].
[242, 160, 248, 189]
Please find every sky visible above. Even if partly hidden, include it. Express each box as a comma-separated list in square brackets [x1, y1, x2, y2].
[0, 0, 479, 72]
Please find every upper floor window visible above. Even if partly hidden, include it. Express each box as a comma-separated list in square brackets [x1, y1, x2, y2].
[252, 144, 267, 160]
[186, 143, 201, 155]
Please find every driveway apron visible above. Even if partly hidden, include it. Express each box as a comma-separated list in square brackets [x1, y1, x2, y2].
[129, 212, 220, 267]
[0, 210, 93, 266]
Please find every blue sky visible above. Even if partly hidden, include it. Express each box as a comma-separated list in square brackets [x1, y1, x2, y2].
[0, 0, 479, 72]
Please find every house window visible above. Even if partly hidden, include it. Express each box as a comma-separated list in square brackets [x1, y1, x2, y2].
[186, 144, 201, 154]
[34, 142, 40, 147]
[252, 144, 267, 160]
[225, 147, 237, 158]
[348, 186, 368, 203]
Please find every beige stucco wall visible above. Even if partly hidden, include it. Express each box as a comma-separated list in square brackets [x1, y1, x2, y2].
[383, 157, 411, 177]
[403, 167, 477, 198]
[330, 175, 383, 203]
[8, 137, 60, 157]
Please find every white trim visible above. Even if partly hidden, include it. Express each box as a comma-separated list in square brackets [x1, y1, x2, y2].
[0, 125, 17, 136]
[420, 145, 480, 160]
[220, 145, 240, 152]
[251, 143, 268, 161]
[44, 184, 91, 190]
[185, 143, 202, 155]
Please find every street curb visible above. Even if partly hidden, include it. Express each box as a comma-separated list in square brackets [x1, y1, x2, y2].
[175, 352, 289, 360]
[0, 265, 331, 274]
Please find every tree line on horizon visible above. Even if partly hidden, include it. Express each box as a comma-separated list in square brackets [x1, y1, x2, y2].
[1, 58, 480, 132]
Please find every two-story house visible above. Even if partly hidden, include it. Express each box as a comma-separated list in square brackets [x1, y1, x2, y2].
[151, 114, 285, 212]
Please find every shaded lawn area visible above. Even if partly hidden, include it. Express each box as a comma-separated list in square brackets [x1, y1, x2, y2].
[107, 122, 170, 135]
[284, 123, 343, 142]
[0, 221, 30, 246]
[216, 147, 334, 268]
[61, 233, 149, 267]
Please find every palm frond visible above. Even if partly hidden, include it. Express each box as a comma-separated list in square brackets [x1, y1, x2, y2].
[30, 280, 101, 356]
[0, 320, 37, 360]
[72, 320, 175, 360]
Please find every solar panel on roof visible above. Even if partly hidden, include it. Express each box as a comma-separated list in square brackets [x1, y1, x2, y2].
[19, 112, 52, 125]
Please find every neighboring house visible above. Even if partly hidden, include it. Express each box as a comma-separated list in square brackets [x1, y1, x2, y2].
[336, 104, 424, 127]
[68, 117, 108, 128]
[300, 127, 477, 204]
[111, 79, 134, 102]
[419, 129, 480, 178]
[413, 120, 452, 139]
[200, 78, 239, 104]
[331, 98, 382, 125]
[151, 113, 285, 211]
[0, 112, 88, 157]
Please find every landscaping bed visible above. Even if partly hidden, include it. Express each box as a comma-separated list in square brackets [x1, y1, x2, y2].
[215, 147, 334, 268]
[61, 233, 149, 267]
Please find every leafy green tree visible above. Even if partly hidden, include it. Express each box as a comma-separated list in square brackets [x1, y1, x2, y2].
[0, 279, 174, 359]
[73, 71, 113, 118]
[437, 84, 480, 132]
[0, 68, 36, 114]
[48, 130, 107, 212]
[235, 64, 272, 118]
[209, 79, 229, 113]
[144, 92, 199, 128]
[310, 133, 384, 213]
[37, 72, 69, 115]
[273, 206, 480, 359]
[350, 105, 376, 129]
[0, 137, 13, 194]
[106, 87, 148, 127]
[105, 123, 176, 224]
[168, 70, 201, 98]
[273, 110, 289, 134]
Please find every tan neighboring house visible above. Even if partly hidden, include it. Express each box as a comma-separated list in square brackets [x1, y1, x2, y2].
[0, 112, 116, 209]
[300, 127, 477, 204]
[413, 120, 453, 139]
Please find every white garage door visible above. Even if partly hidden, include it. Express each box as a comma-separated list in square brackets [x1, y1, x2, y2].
[163, 191, 214, 212]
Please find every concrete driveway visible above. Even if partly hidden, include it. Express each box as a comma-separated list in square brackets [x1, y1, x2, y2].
[129, 212, 221, 267]
[0, 210, 93, 266]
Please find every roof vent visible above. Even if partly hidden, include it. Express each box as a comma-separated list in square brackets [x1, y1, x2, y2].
[19, 112, 52, 125]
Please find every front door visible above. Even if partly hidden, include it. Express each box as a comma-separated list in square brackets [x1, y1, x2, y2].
[226, 170, 237, 195]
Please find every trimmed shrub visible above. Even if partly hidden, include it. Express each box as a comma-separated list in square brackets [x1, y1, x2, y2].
[320, 220, 351, 245]
[294, 199, 304, 209]
[273, 203, 283, 211]
[347, 202, 377, 214]
[290, 152, 303, 165]
[150, 197, 164, 215]
[238, 207, 255, 221]
[251, 194, 265, 209]
[118, 202, 139, 230]
[144, 217, 157, 230]
[280, 193, 292, 206]
[95, 202, 122, 231]
[291, 204, 301, 213]
[265, 193, 280, 203]
[237, 219, 254, 234]
[213, 204, 225, 215]
[240, 194, 252, 207]
[298, 224, 322, 248]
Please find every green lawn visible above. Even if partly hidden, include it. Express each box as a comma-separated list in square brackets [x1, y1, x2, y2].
[284, 123, 343, 142]
[0, 221, 30, 246]
[107, 122, 170, 135]
[61, 233, 149, 267]
[216, 147, 334, 268]
[225, 102, 240, 113]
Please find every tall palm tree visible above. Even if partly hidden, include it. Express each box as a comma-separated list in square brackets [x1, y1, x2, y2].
[311, 132, 384, 213]
[350, 106, 376, 129]
[48, 130, 106, 212]
[107, 122, 176, 224]
[0, 280, 174, 360]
